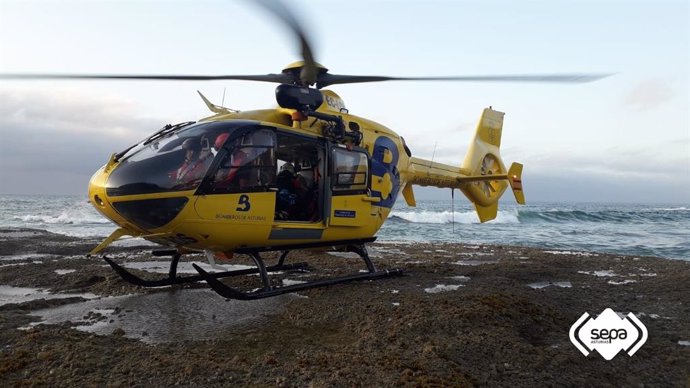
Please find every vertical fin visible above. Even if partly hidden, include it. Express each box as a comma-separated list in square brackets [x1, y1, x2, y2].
[508, 162, 525, 204]
[475, 108, 504, 148]
[474, 202, 498, 223]
[402, 182, 416, 207]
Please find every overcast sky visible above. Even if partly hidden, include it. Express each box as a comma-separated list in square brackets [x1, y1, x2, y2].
[0, 0, 688, 204]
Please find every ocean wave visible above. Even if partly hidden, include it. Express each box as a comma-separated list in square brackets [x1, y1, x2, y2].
[650, 207, 689, 212]
[13, 212, 112, 225]
[515, 208, 685, 223]
[389, 210, 519, 224]
[389, 206, 688, 226]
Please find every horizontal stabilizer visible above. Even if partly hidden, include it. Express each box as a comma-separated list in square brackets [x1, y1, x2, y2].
[197, 90, 234, 114]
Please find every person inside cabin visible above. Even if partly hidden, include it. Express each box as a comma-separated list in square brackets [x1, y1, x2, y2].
[174, 137, 213, 188]
[229, 148, 251, 188]
[212, 133, 252, 190]
[276, 162, 298, 219]
[275, 161, 315, 220]
[292, 164, 314, 220]
[213, 132, 230, 153]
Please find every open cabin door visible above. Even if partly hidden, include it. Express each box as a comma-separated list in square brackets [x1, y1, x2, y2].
[327, 145, 373, 227]
[269, 131, 328, 240]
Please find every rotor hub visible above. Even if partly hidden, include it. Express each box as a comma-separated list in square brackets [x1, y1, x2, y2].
[281, 61, 329, 74]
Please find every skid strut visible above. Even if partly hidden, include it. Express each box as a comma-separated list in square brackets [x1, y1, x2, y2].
[101, 238, 403, 300]
[102, 250, 309, 288]
[193, 238, 404, 300]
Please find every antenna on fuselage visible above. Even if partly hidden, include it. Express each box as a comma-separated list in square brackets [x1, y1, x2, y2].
[429, 142, 437, 169]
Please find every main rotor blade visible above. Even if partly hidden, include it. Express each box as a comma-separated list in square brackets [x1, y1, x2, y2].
[317, 73, 612, 88]
[0, 73, 293, 83]
[252, 0, 318, 86]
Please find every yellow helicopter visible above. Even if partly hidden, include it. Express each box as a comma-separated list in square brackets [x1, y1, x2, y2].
[0, 1, 607, 300]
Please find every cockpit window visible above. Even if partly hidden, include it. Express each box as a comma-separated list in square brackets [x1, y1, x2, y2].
[106, 121, 245, 196]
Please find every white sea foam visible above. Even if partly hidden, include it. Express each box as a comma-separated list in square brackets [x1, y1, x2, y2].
[607, 279, 637, 285]
[457, 252, 494, 257]
[424, 284, 463, 293]
[652, 207, 688, 212]
[326, 252, 360, 259]
[0, 230, 44, 238]
[374, 240, 417, 246]
[13, 211, 111, 225]
[528, 281, 572, 289]
[545, 250, 599, 257]
[0, 285, 97, 306]
[577, 270, 618, 277]
[453, 259, 497, 266]
[0, 195, 116, 238]
[0, 254, 58, 261]
[123, 261, 253, 274]
[390, 209, 519, 224]
[282, 279, 307, 286]
[0, 262, 30, 269]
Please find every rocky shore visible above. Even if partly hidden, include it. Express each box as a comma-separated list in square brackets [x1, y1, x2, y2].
[1, 228, 688, 387]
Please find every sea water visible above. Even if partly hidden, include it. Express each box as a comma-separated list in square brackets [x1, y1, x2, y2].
[384, 200, 689, 260]
[0, 194, 688, 260]
[0, 194, 114, 237]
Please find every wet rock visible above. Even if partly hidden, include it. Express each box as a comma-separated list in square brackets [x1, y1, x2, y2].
[0, 236, 688, 386]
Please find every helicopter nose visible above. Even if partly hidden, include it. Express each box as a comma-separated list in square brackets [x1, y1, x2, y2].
[88, 166, 139, 232]
[88, 166, 189, 233]
[88, 167, 118, 220]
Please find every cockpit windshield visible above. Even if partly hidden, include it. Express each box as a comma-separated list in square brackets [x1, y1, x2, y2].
[106, 121, 260, 197]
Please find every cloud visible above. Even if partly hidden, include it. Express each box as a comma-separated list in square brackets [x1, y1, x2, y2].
[0, 88, 166, 193]
[501, 141, 690, 202]
[523, 170, 690, 203]
[414, 168, 690, 204]
[0, 88, 156, 138]
[624, 79, 675, 111]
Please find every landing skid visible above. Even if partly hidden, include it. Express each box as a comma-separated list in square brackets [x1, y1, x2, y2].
[101, 238, 404, 300]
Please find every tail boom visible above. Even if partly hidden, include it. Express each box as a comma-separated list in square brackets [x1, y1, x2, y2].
[406, 108, 525, 222]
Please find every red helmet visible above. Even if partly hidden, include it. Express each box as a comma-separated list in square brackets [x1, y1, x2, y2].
[214, 133, 230, 150]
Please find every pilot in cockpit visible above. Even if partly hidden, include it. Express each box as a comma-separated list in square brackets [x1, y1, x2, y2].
[174, 137, 212, 187]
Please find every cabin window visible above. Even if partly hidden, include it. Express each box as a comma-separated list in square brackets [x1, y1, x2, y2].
[207, 129, 276, 194]
[331, 148, 368, 194]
